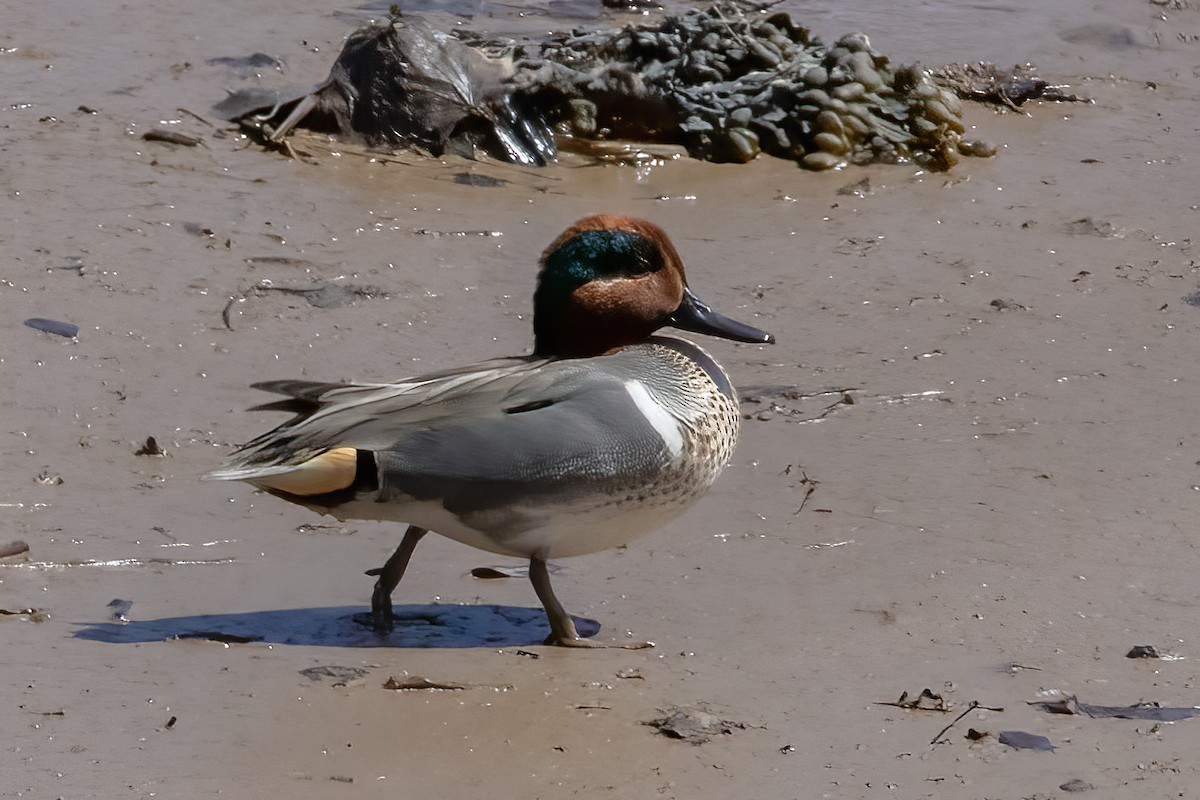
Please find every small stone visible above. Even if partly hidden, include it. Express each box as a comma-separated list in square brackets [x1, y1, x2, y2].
[913, 80, 939, 100]
[959, 139, 997, 158]
[831, 81, 866, 102]
[815, 110, 844, 136]
[989, 298, 1027, 312]
[796, 88, 830, 107]
[922, 98, 955, 126]
[1127, 645, 1163, 659]
[1060, 778, 1095, 793]
[912, 116, 939, 137]
[726, 127, 760, 162]
[802, 151, 842, 171]
[847, 52, 882, 90]
[813, 132, 847, 155]
[841, 110, 871, 137]
[803, 66, 828, 86]
[729, 107, 753, 126]
[940, 89, 963, 116]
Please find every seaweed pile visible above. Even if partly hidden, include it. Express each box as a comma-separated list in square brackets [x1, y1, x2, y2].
[514, 4, 975, 170]
[216, 3, 1071, 170]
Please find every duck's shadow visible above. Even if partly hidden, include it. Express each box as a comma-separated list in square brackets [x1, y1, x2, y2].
[74, 604, 599, 648]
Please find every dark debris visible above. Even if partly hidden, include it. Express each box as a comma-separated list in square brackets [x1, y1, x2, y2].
[645, 705, 746, 744]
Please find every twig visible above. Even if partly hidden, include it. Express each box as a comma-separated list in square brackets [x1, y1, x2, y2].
[177, 107, 214, 127]
[928, 701, 1003, 745]
[930, 701, 979, 745]
[794, 486, 815, 514]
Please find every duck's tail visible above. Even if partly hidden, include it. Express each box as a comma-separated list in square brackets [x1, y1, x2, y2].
[205, 447, 361, 496]
[205, 379, 367, 493]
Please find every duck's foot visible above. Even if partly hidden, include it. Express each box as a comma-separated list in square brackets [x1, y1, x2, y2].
[543, 633, 655, 650]
[365, 525, 428, 636]
[369, 577, 395, 635]
[528, 555, 654, 650]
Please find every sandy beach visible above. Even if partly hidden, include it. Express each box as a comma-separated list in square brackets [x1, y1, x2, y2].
[4, 0, 1200, 797]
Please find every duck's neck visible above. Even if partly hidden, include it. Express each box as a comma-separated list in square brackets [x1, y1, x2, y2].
[533, 299, 655, 359]
[532, 317, 626, 359]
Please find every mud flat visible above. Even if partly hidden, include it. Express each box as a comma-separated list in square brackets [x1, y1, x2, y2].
[3, 0, 1200, 797]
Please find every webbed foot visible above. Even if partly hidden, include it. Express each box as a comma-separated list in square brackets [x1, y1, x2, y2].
[542, 633, 655, 650]
[529, 556, 654, 650]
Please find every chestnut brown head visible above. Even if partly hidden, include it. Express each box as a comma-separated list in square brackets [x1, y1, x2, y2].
[533, 215, 773, 358]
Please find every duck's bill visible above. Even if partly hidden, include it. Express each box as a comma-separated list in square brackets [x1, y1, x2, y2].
[668, 288, 775, 345]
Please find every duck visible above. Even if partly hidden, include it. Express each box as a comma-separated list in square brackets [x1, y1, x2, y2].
[207, 214, 774, 647]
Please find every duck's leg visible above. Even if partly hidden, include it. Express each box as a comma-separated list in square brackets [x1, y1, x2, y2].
[529, 556, 653, 649]
[365, 525, 428, 634]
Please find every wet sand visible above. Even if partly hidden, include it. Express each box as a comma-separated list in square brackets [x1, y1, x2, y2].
[4, 0, 1200, 797]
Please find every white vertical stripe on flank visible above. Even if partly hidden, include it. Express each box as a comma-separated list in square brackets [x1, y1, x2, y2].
[624, 380, 683, 457]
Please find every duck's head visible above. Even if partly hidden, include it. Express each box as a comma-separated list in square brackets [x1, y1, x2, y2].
[533, 215, 775, 358]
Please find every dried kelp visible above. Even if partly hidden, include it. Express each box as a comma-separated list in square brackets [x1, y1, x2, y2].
[878, 688, 950, 712]
[929, 61, 1082, 109]
[997, 730, 1056, 752]
[1034, 690, 1200, 722]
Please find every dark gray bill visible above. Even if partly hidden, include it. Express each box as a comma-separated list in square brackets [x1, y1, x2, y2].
[668, 288, 775, 344]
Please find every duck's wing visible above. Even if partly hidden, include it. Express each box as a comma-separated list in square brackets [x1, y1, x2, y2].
[207, 352, 678, 497]
[210, 356, 550, 470]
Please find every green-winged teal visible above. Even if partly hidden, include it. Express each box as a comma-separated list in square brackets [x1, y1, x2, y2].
[208, 215, 773, 647]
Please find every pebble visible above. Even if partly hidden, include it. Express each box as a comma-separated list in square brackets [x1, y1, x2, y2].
[802, 151, 843, 171]
[813, 132, 848, 154]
